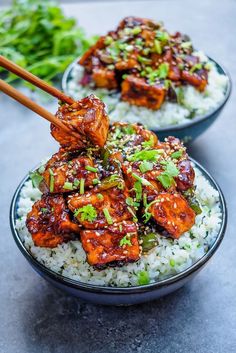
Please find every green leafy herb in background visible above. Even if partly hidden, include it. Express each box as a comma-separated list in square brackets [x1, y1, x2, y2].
[0, 0, 97, 86]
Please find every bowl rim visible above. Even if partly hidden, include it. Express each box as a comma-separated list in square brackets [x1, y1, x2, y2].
[61, 55, 232, 133]
[10, 158, 227, 294]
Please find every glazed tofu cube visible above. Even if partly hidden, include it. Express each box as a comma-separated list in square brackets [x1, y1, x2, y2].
[181, 69, 208, 92]
[121, 75, 166, 110]
[92, 68, 118, 89]
[78, 36, 107, 72]
[51, 95, 109, 150]
[40, 155, 97, 194]
[149, 192, 195, 238]
[80, 221, 140, 267]
[26, 195, 80, 248]
[67, 186, 134, 229]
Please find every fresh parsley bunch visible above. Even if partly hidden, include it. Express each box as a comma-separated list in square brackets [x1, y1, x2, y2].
[0, 0, 97, 85]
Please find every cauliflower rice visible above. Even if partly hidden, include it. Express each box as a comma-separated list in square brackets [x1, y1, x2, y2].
[15, 164, 222, 287]
[65, 51, 228, 129]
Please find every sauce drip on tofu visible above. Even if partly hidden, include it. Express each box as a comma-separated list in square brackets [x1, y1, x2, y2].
[78, 17, 209, 110]
[26, 96, 201, 269]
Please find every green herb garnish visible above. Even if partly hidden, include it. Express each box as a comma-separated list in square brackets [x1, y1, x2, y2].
[73, 179, 80, 187]
[139, 161, 153, 173]
[157, 161, 179, 189]
[141, 136, 155, 148]
[156, 30, 169, 42]
[0, 0, 97, 86]
[134, 181, 142, 202]
[154, 39, 162, 54]
[80, 178, 85, 194]
[132, 173, 152, 186]
[49, 168, 54, 192]
[171, 150, 183, 159]
[103, 208, 113, 225]
[128, 149, 163, 162]
[85, 165, 98, 173]
[157, 62, 169, 79]
[190, 63, 203, 73]
[132, 26, 142, 35]
[63, 181, 73, 190]
[74, 204, 97, 222]
[29, 170, 43, 189]
[137, 270, 150, 285]
[119, 235, 132, 247]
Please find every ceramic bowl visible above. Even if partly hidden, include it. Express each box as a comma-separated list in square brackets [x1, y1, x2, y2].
[10, 158, 227, 305]
[62, 57, 231, 142]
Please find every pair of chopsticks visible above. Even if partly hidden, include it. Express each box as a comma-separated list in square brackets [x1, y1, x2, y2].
[0, 55, 77, 136]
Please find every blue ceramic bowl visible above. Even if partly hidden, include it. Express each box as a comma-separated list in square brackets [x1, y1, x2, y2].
[10, 158, 227, 305]
[62, 57, 231, 142]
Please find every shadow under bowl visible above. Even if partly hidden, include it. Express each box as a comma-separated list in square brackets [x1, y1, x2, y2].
[62, 57, 231, 142]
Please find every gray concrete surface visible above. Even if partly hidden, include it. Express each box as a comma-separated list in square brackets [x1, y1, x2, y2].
[1, 1, 236, 352]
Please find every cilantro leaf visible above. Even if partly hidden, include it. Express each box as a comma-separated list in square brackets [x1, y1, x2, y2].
[128, 149, 163, 162]
[139, 161, 153, 173]
[74, 204, 97, 222]
[119, 235, 132, 247]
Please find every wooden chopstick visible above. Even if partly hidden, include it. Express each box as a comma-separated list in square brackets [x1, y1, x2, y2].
[0, 55, 74, 105]
[0, 79, 76, 136]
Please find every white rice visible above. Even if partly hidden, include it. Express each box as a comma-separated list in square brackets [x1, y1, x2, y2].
[65, 51, 228, 129]
[15, 164, 222, 287]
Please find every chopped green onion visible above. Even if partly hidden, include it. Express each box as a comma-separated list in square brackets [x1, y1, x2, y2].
[141, 135, 155, 148]
[143, 193, 148, 207]
[137, 270, 150, 285]
[40, 208, 48, 214]
[132, 173, 152, 186]
[127, 207, 138, 222]
[85, 165, 98, 173]
[181, 41, 192, 49]
[92, 179, 99, 185]
[137, 56, 152, 64]
[189, 62, 203, 73]
[154, 39, 162, 54]
[156, 30, 169, 42]
[134, 181, 142, 202]
[49, 168, 54, 192]
[73, 179, 80, 187]
[171, 150, 183, 159]
[132, 26, 141, 35]
[63, 181, 73, 190]
[97, 193, 104, 200]
[103, 208, 113, 225]
[126, 197, 134, 206]
[80, 178, 85, 194]
[104, 36, 113, 45]
[157, 62, 169, 79]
